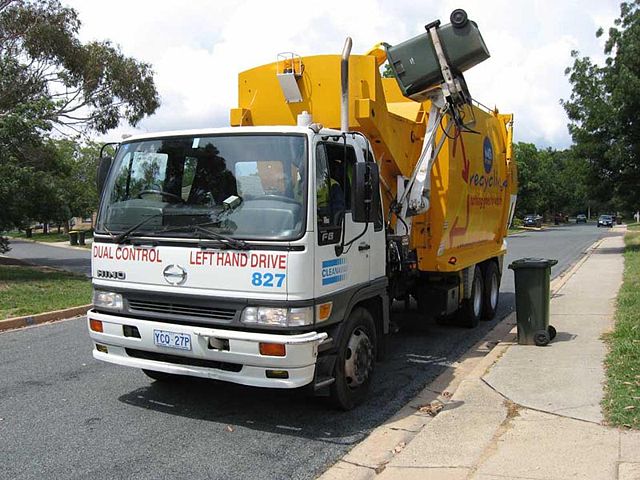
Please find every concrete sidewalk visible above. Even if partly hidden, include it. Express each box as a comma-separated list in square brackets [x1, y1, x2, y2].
[373, 230, 640, 480]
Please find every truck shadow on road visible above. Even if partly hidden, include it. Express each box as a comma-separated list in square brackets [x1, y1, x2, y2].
[117, 293, 516, 444]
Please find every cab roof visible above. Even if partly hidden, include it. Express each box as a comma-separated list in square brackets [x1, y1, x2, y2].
[119, 125, 344, 144]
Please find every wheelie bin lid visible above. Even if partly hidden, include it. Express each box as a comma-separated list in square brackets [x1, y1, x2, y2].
[508, 258, 558, 270]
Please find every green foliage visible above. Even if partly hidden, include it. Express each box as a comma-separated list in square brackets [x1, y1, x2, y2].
[563, 1, 640, 213]
[51, 138, 101, 220]
[0, 0, 159, 237]
[0, 0, 160, 135]
[603, 231, 640, 429]
[0, 138, 101, 232]
[513, 142, 588, 217]
[381, 62, 395, 78]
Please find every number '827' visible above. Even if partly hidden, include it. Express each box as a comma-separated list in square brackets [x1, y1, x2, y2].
[251, 272, 286, 288]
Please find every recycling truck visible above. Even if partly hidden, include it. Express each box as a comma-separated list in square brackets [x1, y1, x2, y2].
[88, 10, 516, 409]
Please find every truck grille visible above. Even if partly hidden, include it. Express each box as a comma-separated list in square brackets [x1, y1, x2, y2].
[128, 299, 236, 321]
[125, 348, 242, 372]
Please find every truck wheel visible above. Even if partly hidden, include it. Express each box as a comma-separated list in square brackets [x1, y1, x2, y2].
[142, 369, 180, 382]
[330, 308, 377, 410]
[482, 262, 500, 320]
[457, 266, 484, 328]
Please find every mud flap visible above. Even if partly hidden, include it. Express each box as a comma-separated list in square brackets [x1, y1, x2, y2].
[313, 353, 337, 397]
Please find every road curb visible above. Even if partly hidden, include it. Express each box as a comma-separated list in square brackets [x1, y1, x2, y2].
[0, 304, 92, 333]
[6, 236, 92, 251]
[318, 236, 605, 480]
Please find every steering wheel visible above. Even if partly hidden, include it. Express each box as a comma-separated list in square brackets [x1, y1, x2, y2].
[250, 194, 299, 205]
[137, 189, 184, 203]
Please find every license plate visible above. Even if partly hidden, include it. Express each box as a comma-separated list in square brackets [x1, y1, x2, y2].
[153, 329, 192, 351]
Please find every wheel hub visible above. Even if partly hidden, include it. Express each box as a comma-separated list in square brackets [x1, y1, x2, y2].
[344, 327, 373, 388]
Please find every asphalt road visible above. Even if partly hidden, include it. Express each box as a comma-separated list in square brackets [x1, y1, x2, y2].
[3, 239, 91, 276]
[0, 223, 612, 480]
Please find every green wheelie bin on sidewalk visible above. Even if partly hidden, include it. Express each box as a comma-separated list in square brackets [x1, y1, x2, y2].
[508, 258, 558, 346]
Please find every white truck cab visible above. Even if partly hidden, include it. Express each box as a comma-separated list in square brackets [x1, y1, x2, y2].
[89, 125, 389, 409]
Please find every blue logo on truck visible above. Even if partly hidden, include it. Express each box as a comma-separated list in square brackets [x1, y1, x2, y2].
[321, 258, 348, 285]
[483, 137, 493, 174]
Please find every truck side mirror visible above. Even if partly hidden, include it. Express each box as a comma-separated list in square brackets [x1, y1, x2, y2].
[352, 162, 380, 223]
[96, 156, 113, 198]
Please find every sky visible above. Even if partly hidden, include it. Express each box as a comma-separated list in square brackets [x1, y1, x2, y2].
[65, 0, 620, 149]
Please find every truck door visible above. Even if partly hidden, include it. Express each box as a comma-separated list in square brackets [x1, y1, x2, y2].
[314, 140, 371, 296]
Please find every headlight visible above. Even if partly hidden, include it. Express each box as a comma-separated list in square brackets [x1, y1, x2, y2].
[241, 306, 313, 327]
[93, 290, 123, 310]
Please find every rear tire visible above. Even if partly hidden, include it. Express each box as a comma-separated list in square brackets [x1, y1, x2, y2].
[329, 308, 377, 410]
[142, 369, 181, 382]
[481, 262, 501, 320]
[457, 265, 484, 328]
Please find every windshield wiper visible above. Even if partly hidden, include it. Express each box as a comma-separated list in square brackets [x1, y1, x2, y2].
[194, 225, 249, 250]
[113, 213, 164, 244]
[154, 224, 249, 250]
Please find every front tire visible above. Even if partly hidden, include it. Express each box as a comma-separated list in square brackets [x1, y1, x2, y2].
[457, 265, 484, 328]
[482, 262, 501, 320]
[330, 308, 377, 410]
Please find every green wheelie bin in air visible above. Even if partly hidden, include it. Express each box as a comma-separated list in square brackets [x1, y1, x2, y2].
[508, 258, 558, 346]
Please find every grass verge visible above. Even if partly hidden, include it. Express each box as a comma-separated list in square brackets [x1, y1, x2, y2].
[0, 265, 92, 320]
[603, 229, 640, 428]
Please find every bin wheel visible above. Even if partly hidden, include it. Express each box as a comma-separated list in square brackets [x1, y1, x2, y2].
[534, 330, 550, 346]
[329, 308, 377, 410]
[450, 8, 469, 28]
[548, 325, 557, 340]
[457, 265, 484, 328]
[482, 262, 501, 321]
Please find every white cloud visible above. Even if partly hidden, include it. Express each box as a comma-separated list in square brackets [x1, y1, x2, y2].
[65, 0, 619, 148]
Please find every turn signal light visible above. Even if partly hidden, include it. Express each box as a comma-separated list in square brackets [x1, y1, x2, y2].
[89, 319, 103, 332]
[259, 342, 286, 357]
[316, 302, 333, 322]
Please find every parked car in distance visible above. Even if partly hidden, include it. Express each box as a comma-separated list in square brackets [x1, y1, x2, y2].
[576, 214, 587, 223]
[524, 214, 542, 228]
[597, 215, 614, 228]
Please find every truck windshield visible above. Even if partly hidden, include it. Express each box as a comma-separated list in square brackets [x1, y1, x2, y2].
[96, 134, 307, 241]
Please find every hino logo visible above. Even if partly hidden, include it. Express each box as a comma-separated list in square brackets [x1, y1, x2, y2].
[96, 270, 126, 280]
[163, 264, 187, 286]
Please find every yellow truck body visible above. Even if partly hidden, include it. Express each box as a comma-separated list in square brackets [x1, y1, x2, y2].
[231, 53, 516, 274]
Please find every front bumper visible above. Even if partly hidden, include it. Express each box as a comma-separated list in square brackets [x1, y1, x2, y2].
[87, 309, 328, 389]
